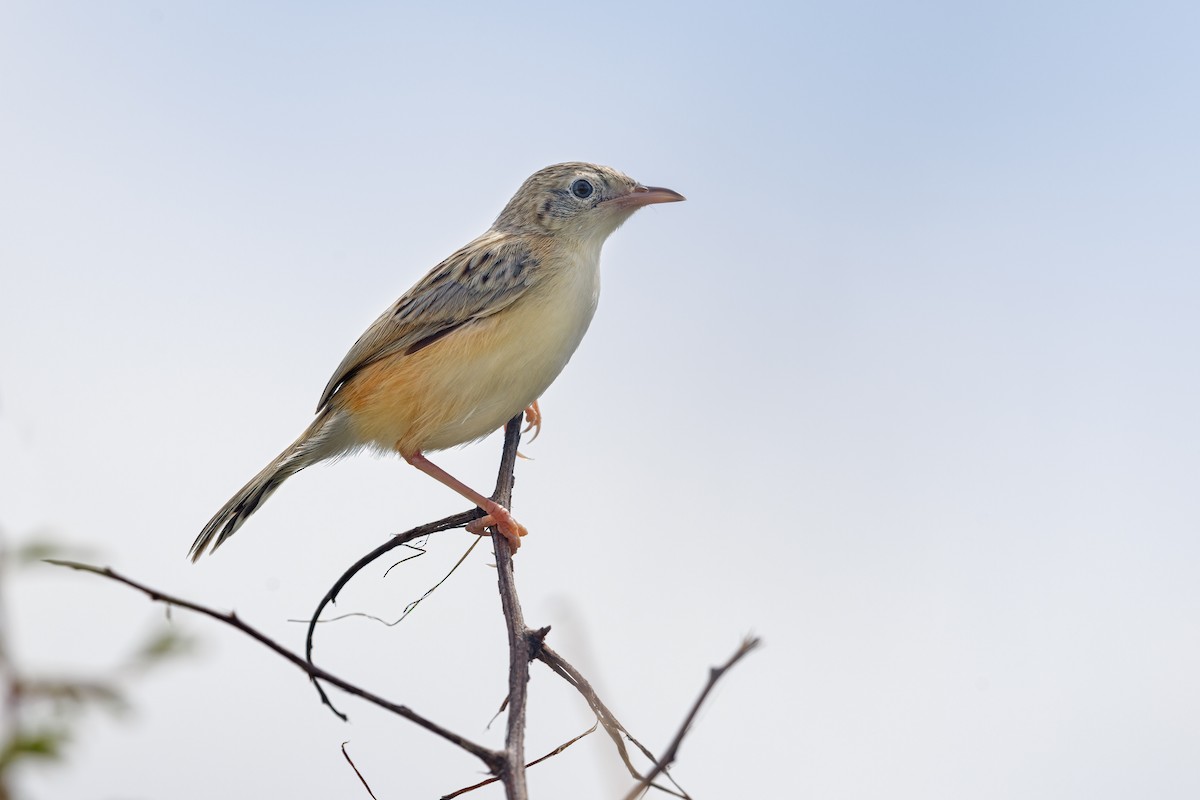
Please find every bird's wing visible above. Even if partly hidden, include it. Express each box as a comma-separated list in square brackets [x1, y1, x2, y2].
[316, 232, 541, 411]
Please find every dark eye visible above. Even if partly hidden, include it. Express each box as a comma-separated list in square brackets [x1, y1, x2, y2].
[570, 179, 594, 199]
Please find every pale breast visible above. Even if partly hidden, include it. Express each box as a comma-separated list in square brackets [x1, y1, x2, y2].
[339, 247, 601, 455]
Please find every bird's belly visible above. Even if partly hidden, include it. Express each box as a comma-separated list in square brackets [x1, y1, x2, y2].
[338, 278, 597, 455]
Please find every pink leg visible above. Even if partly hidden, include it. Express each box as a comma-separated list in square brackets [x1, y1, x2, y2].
[403, 451, 528, 551]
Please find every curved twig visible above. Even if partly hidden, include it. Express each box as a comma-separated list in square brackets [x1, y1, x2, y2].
[302, 413, 533, 798]
[303, 509, 483, 718]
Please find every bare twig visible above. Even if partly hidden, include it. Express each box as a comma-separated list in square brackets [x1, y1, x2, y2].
[622, 637, 762, 800]
[536, 644, 689, 799]
[44, 559, 506, 774]
[304, 510, 482, 718]
[45, 404, 758, 800]
[341, 742, 379, 800]
[440, 722, 599, 799]
[303, 536, 482, 629]
[302, 419, 524, 720]
[490, 413, 532, 800]
[301, 413, 534, 797]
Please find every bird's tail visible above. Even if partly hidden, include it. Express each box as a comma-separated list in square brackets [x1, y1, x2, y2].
[189, 410, 353, 561]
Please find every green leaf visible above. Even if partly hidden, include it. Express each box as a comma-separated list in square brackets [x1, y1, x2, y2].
[129, 628, 196, 667]
[14, 539, 67, 565]
[19, 678, 128, 715]
[0, 729, 68, 771]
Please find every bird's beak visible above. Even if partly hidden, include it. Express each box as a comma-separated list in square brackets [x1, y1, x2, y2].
[606, 184, 686, 209]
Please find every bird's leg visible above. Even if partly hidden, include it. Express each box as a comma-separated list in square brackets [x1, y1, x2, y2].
[522, 400, 542, 442]
[402, 451, 527, 551]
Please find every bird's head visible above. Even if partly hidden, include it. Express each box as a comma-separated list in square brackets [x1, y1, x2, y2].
[492, 162, 684, 242]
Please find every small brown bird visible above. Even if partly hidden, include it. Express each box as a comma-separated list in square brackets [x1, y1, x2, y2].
[189, 162, 684, 561]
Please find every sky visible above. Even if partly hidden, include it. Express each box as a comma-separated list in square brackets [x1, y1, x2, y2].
[2, 1, 1198, 798]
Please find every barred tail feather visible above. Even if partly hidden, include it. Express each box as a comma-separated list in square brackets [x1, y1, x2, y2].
[189, 411, 353, 561]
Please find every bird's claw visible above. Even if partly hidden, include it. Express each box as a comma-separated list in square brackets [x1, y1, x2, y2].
[522, 401, 542, 442]
[466, 504, 528, 552]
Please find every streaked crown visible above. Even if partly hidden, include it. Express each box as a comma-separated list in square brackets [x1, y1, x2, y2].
[492, 162, 643, 237]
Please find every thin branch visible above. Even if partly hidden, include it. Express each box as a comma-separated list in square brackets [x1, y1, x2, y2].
[440, 722, 599, 799]
[44, 559, 505, 774]
[302, 519, 482, 719]
[302, 419, 526, 719]
[300, 414, 533, 798]
[536, 644, 689, 799]
[490, 413, 532, 800]
[46, 405, 757, 800]
[341, 742, 379, 800]
[622, 637, 762, 800]
[303, 510, 482, 718]
[303, 536, 482, 628]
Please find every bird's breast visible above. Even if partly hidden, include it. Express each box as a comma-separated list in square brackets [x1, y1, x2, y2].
[343, 248, 601, 455]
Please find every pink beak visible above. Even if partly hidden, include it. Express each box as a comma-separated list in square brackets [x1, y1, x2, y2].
[607, 184, 686, 209]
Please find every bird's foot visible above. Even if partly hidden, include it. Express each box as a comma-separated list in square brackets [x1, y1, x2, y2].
[514, 400, 542, 460]
[522, 401, 542, 442]
[466, 503, 528, 552]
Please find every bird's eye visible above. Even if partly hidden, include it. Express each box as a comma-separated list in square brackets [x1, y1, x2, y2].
[570, 179, 594, 199]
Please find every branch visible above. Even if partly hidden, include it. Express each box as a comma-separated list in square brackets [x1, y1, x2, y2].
[303, 509, 482, 719]
[536, 644, 689, 799]
[47, 415, 756, 799]
[622, 637, 762, 800]
[341, 742, 379, 800]
[44, 559, 505, 774]
[441, 722, 598, 799]
[303, 413, 534, 798]
[490, 413, 532, 800]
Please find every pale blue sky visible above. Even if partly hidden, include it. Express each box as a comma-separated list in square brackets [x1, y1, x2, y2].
[2, 2, 1198, 798]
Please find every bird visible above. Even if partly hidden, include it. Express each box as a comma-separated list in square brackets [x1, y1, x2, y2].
[189, 162, 684, 561]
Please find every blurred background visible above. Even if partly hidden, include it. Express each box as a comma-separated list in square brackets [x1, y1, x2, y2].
[2, 1, 1198, 798]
